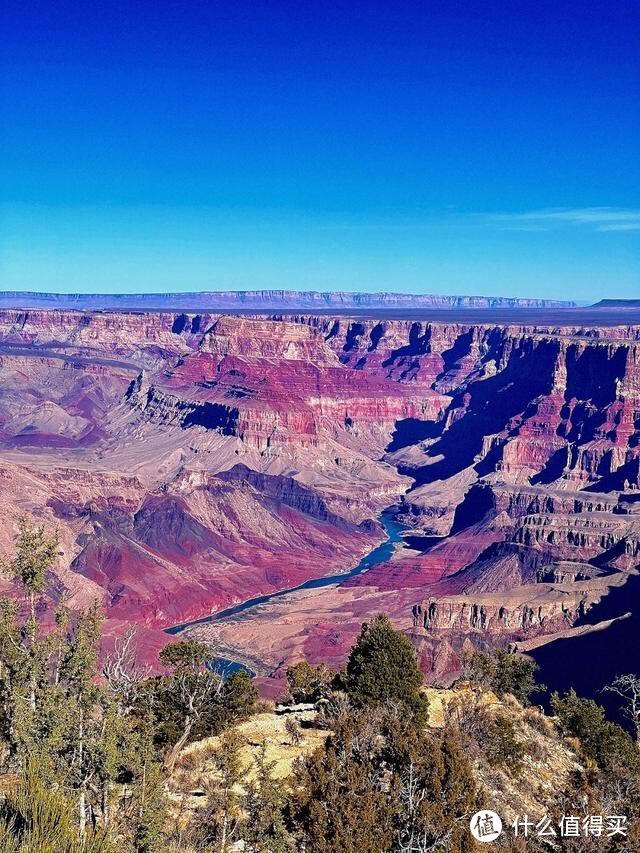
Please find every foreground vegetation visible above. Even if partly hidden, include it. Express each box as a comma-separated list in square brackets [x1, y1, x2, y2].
[0, 521, 639, 851]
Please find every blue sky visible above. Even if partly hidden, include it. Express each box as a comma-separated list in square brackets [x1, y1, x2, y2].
[1, 0, 638, 300]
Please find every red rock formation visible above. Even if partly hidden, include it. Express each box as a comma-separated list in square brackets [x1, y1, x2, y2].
[0, 308, 639, 678]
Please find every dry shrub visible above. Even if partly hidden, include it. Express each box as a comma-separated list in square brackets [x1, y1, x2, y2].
[564, 735, 582, 755]
[522, 706, 556, 738]
[524, 738, 546, 761]
[501, 693, 523, 714]
[174, 751, 200, 772]
[445, 691, 490, 741]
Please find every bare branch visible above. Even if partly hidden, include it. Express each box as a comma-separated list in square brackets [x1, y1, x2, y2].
[604, 674, 640, 740]
[102, 627, 151, 715]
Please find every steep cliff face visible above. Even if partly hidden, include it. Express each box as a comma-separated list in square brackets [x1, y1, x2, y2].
[200, 316, 340, 362]
[405, 479, 640, 680]
[120, 317, 449, 455]
[126, 374, 241, 437]
[413, 587, 591, 634]
[0, 309, 197, 356]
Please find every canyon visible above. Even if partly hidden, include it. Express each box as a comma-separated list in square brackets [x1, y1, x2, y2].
[0, 303, 639, 699]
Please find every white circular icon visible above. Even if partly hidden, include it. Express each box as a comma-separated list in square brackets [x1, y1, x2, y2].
[470, 810, 503, 842]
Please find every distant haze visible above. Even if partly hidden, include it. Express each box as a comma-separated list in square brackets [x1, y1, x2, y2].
[0, 290, 577, 311]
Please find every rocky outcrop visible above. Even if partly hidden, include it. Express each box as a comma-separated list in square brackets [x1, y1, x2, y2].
[413, 588, 591, 634]
[200, 316, 340, 362]
[126, 373, 240, 436]
[216, 465, 379, 534]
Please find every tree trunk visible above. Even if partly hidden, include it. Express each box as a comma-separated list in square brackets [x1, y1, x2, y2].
[78, 708, 86, 837]
[163, 717, 193, 774]
[102, 780, 110, 827]
[79, 789, 87, 837]
[28, 591, 37, 713]
[220, 813, 228, 853]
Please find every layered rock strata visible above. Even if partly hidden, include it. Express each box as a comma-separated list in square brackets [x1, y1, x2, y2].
[0, 308, 638, 681]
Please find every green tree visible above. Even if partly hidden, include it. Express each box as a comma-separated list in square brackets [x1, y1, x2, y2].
[57, 602, 107, 834]
[219, 669, 259, 722]
[482, 714, 525, 776]
[467, 648, 542, 705]
[343, 614, 428, 725]
[242, 743, 293, 852]
[158, 639, 211, 672]
[148, 652, 258, 757]
[158, 640, 222, 773]
[1, 520, 58, 715]
[0, 519, 156, 848]
[291, 707, 481, 853]
[291, 709, 396, 852]
[188, 729, 245, 852]
[131, 734, 166, 853]
[551, 689, 640, 846]
[551, 689, 640, 771]
[403, 726, 481, 853]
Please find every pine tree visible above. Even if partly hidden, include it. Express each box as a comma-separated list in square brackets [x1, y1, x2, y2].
[291, 708, 396, 852]
[188, 729, 245, 852]
[1, 520, 59, 715]
[132, 732, 166, 853]
[292, 705, 482, 853]
[242, 743, 293, 852]
[158, 640, 222, 773]
[0, 519, 156, 848]
[466, 648, 542, 705]
[57, 602, 106, 835]
[551, 689, 640, 771]
[344, 614, 429, 725]
[220, 669, 259, 722]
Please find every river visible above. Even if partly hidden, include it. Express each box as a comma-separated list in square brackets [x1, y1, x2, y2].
[165, 505, 638, 724]
[165, 507, 409, 676]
